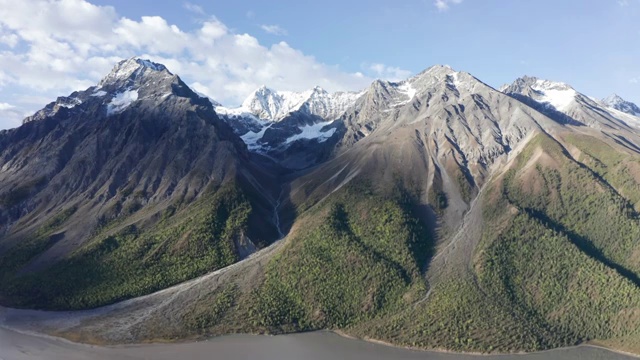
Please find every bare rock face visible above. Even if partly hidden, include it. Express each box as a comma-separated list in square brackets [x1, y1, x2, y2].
[285, 65, 566, 232]
[0, 58, 278, 269]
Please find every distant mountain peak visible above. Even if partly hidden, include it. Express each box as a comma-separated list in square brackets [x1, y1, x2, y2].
[602, 93, 640, 116]
[604, 93, 624, 103]
[23, 57, 200, 123]
[227, 85, 361, 122]
[411, 64, 456, 80]
[501, 76, 578, 113]
[505, 76, 573, 93]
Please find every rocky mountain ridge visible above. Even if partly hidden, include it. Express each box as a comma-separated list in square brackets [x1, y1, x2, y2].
[4, 57, 640, 355]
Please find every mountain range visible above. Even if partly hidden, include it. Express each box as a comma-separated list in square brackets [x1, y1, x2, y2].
[3, 57, 640, 355]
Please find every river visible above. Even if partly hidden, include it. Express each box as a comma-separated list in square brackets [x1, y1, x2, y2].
[0, 327, 635, 360]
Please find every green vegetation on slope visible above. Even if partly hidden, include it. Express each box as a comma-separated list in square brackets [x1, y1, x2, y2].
[481, 213, 640, 345]
[0, 184, 252, 310]
[473, 133, 640, 350]
[251, 182, 433, 333]
[564, 134, 640, 210]
[358, 277, 560, 353]
[7, 131, 640, 355]
[503, 135, 640, 278]
[349, 133, 640, 353]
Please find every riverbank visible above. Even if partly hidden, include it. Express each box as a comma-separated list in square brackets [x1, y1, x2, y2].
[1, 324, 637, 360]
[333, 329, 640, 359]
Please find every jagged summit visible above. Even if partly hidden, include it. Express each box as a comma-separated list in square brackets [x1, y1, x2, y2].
[98, 57, 172, 87]
[602, 93, 640, 116]
[23, 57, 202, 123]
[218, 84, 362, 123]
[239, 85, 284, 120]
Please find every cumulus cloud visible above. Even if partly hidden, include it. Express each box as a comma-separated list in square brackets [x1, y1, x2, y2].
[434, 0, 463, 11]
[367, 63, 412, 82]
[260, 24, 288, 36]
[0, 0, 407, 130]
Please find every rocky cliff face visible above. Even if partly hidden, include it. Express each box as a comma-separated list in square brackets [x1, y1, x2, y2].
[0, 58, 279, 272]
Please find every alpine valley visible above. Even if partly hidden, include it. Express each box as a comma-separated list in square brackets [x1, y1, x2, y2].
[3, 57, 640, 355]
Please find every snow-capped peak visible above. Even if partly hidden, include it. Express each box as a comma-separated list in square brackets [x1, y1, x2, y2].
[98, 57, 172, 87]
[240, 85, 284, 119]
[529, 79, 577, 112]
[502, 76, 578, 112]
[404, 64, 470, 94]
[602, 94, 640, 116]
[223, 85, 363, 121]
[531, 78, 573, 92]
[604, 94, 625, 105]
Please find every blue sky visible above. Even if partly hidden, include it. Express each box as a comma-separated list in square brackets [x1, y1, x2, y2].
[0, 0, 638, 129]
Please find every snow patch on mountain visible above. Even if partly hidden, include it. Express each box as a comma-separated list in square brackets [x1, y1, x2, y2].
[216, 85, 362, 153]
[92, 90, 107, 97]
[285, 121, 337, 144]
[241, 124, 272, 151]
[107, 90, 138, 115]
[395, 81, 416, 105]
[59, 97, 82, 109]
[219, 86, 362, 122]
[531, 80, 576, 111]
[606, 107, 640, 128]
[216, 105, 262, 121]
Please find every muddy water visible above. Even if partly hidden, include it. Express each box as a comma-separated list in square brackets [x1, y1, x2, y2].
[0, 327, 634, 360]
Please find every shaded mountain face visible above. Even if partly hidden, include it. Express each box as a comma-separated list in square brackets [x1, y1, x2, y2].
[0, 58, 280, 308]
[6, 59, 640, 356]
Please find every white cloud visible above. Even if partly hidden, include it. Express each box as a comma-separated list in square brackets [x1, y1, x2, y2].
[630, 77, 639, 84]
[0, 102, 25, 129]
[434, 0, 463, 11]
[0, 0, 379, 129]
[0, 27, 18, 47]
[183, 1, 205, 15]
[0, 102, 14, 110]
[260, 24, 288, 36]
[367, 63, 413, 82]
[114, 16, 190, 54]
